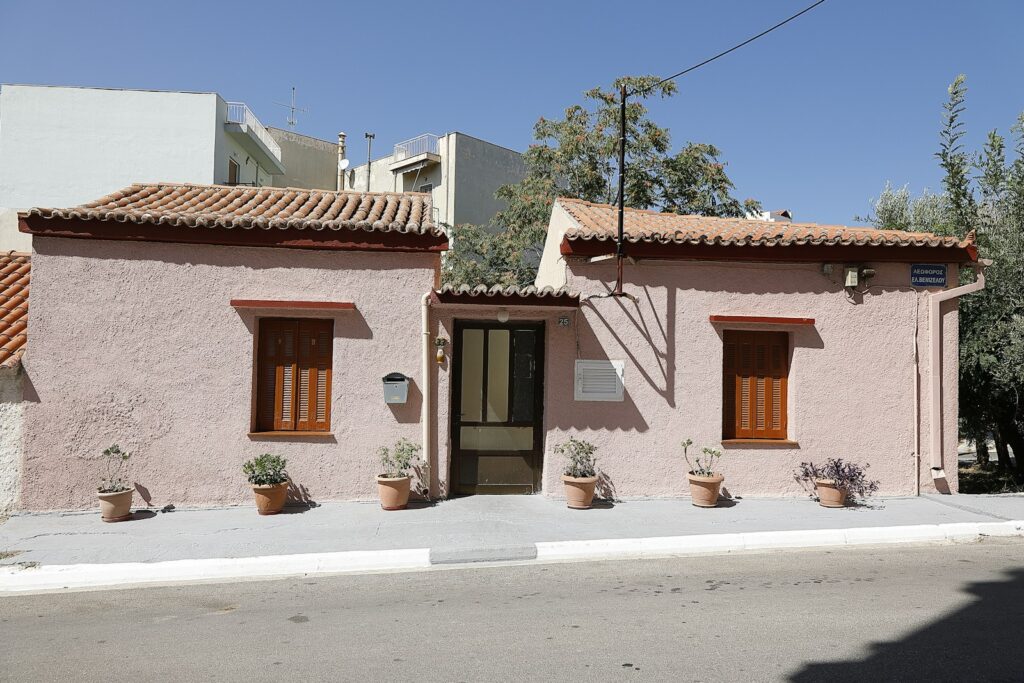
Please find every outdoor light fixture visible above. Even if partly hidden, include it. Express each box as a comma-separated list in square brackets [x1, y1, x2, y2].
[496, 309, 510, 323]
[844, 265, 877, 290]
[434, 337, 448, 365]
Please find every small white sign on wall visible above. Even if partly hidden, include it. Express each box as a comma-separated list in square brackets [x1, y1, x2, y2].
[574, 360, 625, 401]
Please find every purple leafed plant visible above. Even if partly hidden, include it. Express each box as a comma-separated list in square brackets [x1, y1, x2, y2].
[794, 458, 880, 502]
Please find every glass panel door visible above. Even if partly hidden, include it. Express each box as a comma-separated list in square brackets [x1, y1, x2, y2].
[452, 321, 544, 494]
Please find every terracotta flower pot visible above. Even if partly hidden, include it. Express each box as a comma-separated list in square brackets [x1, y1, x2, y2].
[97, 489, 134, 522]
[377, 475, 412, 511]
[815, 479, 848, 508]
[562, 474, 598, 509]
[251, 482, 289, 515]
[687, 472, 725, 508]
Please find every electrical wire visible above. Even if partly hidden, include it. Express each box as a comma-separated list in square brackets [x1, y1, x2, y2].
[627, 0, 828, 97]
[600, 0, 829, 299]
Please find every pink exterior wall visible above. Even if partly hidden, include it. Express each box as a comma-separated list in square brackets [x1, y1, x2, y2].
[21, 236, 963, 509]
[431, 258, 959, 500]
[21, 237, 439, 510]
[531, 258, 961, 498]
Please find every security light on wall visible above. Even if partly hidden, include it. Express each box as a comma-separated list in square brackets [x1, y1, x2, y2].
[844, 266, 859, 288]
[844, 265, 877, 289]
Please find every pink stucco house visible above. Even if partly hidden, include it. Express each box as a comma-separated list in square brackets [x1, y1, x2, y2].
[12, 183, 980, 510]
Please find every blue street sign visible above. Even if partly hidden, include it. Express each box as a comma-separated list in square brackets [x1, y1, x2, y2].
[911, 264, 947, 287]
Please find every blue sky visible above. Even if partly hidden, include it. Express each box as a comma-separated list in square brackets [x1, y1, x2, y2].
[2, 0, 1022, 224]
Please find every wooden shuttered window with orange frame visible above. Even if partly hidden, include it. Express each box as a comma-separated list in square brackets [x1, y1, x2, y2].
[256, 318, 333, 432]
[722, 330, 789, 440]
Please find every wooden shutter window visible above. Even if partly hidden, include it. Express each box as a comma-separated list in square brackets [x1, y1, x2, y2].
[256, 318, 333, 432]
[722, 330, 788, 440]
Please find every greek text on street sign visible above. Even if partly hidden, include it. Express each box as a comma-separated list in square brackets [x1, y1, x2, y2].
[911, 264, 947, 287]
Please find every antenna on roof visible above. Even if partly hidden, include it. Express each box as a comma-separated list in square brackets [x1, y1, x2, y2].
[273, 87, 308, 129]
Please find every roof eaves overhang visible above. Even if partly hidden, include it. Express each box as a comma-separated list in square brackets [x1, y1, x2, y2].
[0, 348, 25, 370]
[19, 214, 449, 253]
[431, 286, 580, 308]
[559, 236, 978, 264]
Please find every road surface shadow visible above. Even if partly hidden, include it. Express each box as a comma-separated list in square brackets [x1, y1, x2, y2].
[790, 567, 1024, 681]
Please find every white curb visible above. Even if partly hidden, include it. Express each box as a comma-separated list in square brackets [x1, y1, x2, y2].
[0, 548, 432, 594]
[534, 520, 1024, 562]
[2, 520, 1021, 594]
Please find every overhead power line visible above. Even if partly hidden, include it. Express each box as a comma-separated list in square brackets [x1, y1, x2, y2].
[640, 0, 828, 95]
[610, 0, 829, 297]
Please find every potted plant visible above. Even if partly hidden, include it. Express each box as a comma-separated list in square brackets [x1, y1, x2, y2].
[682, 439, 724, 508]
[243, 453, 290, 515]
[556, 437, 599, 509]
[97, 444, 133, 522]
[795, 458, 880, 508]
[377, 438, 421, 510]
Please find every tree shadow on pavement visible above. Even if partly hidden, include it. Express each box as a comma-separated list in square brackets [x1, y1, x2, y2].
[789, 567, 1024, 681]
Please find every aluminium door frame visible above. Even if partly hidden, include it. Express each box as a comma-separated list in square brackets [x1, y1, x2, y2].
[450, 319, 545, 494]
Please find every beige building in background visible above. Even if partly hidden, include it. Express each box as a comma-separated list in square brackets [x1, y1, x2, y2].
[268, 127, 339, 192]
[343, 132, 527, 227]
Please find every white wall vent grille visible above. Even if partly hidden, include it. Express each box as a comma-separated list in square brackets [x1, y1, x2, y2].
[574, 360, 624, 402]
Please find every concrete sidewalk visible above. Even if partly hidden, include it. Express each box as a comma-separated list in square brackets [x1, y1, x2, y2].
[2, 494, 1023, 592]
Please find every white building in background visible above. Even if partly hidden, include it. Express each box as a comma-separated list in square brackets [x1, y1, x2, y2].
[0, 84, 338, 250]
[344, 132, 527, 227]
[749, 209, 794, 222]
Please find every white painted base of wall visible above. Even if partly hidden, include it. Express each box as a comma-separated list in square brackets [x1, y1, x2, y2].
[0, 368, 23, 513]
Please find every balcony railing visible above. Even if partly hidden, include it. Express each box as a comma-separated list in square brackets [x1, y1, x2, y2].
[226, 102, 282, 159]
[393, 133, 440, 161]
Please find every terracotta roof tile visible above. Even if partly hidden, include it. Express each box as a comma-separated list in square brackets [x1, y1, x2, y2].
[433, 284, 579, 307]
[557, 198, 975, 253]
[0, 253, 29, 369]
[436, 284, 577, 298]
[23, 183, 441, 236]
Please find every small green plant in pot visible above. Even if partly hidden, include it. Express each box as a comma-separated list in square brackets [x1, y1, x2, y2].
[794, 458, 879, 508]
[243, 453, 289, 515]
[556, 437, 599, 509]
[377, 438, 421, 510]
[682, 439, 724, 508]
[97, 444, 133, 522]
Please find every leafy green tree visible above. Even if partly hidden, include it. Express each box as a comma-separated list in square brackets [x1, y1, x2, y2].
[936, 75, 976, 235]
[863, 76, 1024, 474]
[443, 76, 759, 288]
[855, 183, 951, 233]
[442, 222, 538, 289]
[661, 142, 762, 217]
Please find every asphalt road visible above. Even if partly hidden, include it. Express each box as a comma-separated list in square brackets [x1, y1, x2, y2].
[3, 540, 1023, 682]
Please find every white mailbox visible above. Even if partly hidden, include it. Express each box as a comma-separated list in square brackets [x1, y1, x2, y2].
[382, 372, 410, 404]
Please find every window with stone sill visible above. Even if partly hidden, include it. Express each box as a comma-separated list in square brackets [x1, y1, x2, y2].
[722, 330, 789, 441]
[255, 318, 333, 433]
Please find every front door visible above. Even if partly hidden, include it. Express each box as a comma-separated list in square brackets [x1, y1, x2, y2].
[451, 321, 544, 494]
